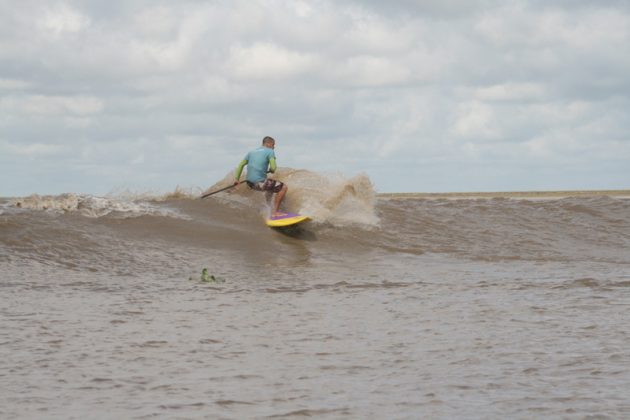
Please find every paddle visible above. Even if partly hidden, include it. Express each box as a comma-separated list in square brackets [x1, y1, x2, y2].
[200, 181, 245, 199]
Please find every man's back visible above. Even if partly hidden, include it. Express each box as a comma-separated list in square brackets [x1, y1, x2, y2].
[245, 146, 275, 183]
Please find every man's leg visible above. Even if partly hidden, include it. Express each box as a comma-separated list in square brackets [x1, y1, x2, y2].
[273, 184, 288, 215]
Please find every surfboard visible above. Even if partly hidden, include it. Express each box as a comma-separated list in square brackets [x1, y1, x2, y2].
[265, 212, 311, 227]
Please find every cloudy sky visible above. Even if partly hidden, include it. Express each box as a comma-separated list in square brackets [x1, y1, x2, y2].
[1, 0, 629, 196]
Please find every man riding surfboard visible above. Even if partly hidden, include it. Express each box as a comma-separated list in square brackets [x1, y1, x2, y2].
[234, 136, 288, 218]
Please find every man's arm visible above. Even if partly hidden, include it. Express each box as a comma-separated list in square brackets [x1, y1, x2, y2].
[235, 159, 247, 183]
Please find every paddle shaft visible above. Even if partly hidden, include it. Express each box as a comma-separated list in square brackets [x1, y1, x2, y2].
[199, 171, 271, 199]
[200, 181, 245, 199]
[201, 169, 276, 199]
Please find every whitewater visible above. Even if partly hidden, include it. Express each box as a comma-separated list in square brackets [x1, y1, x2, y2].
[1, 169, 630, 418]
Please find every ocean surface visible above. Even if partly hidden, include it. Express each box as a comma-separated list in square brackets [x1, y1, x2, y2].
[2, 170, 630, 419]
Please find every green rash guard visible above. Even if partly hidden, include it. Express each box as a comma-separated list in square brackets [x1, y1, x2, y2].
[234, 150, 277, 183]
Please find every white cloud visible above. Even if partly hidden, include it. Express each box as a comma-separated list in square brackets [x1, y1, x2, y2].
[0, 140, 67, 157]
[293, 1, 314, 18]
[227, 42, 317, 81]
[0, 95, 104, 116]
[132, 5, 180, 38]
[0, 0, 629, 195]
[0, 78, 31, 90]
[341, 9, 416, 54]
[453, 101, 500, 140]
[39, 3, 90, 36]
[333, 55, 410, 87]
[473, 83, 546, 102]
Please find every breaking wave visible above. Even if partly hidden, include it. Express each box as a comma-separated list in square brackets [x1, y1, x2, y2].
[1, 170, 630, 277]
[204, 168, 379, 226]
[8, 193, 188, 219]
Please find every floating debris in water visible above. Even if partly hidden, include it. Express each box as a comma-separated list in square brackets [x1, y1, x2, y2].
[189, 268, 225, 283]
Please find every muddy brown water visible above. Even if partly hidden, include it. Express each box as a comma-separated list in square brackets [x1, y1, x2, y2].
[2, 177, 630, 418]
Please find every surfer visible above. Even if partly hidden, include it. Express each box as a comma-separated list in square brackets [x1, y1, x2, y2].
[234, 136, 288, 217]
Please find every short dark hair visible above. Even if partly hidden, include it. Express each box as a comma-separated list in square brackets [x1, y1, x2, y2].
[262, 136, 275, 145]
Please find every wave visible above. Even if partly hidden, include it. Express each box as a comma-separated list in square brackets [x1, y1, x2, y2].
[3, 169, 378, 225]
[2, 173, 630, 276]
[7, 193, 188, 219]
[202, 168, 379, 226]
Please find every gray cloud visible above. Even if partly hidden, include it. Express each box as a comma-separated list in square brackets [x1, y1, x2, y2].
[1, 0, 629, 196]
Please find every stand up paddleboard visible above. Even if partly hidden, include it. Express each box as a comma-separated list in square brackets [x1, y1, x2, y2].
[265, 212, 311, 228]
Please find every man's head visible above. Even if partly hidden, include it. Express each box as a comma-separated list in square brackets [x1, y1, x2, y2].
[262, 136, 275, 148]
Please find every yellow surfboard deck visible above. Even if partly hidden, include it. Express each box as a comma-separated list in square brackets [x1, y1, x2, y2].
[265, 212, 311, 227]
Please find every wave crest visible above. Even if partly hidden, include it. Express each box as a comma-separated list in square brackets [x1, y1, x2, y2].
[206, 168, 379, 226]
[9, 193, 186, 219]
